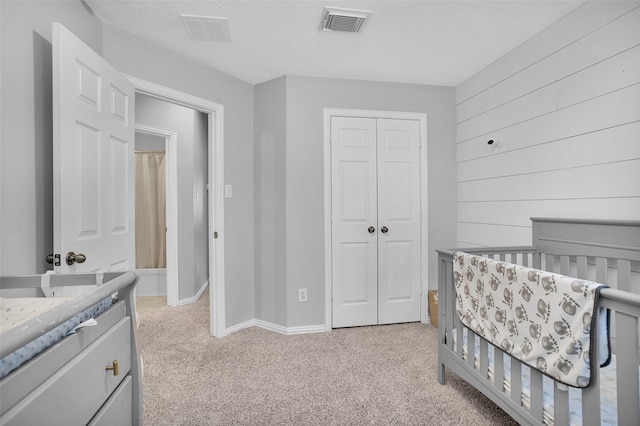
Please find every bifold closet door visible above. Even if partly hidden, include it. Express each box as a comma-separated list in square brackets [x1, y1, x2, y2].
[331, 116, 421, 328]
[331, 117, 379, 328]
[376, 118, 421, 325]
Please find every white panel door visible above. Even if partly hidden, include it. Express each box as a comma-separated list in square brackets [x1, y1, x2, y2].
[331, 117, 421, 327]
[53, 23, 135, 273]
[331, 117, 378, 328]
[376, 119, 421, 324]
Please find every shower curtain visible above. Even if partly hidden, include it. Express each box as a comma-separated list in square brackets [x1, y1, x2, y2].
[135, 151, 166, 269]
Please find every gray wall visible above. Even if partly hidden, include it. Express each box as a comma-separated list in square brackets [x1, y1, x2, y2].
[135, 94, 208, 300]
[253, 76, 457, 328]
[101, 25, 255, 326]
[0, 1, 255, 328]
[254, 77, 288, 325]
[135, 132, 165, 151]
[0, 0, 103, 275]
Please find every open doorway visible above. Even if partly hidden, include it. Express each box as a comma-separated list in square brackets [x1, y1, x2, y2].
[134, 126, 180, 309]
[135, 131, 166, 303]
[134, 93, 208, 311]
[128, 75, 226, 337]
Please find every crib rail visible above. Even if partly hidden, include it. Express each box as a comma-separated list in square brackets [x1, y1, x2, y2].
[436, 247, 640, 426]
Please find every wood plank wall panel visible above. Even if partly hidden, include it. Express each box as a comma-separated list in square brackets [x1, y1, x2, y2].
[456, 3, 640, 247]
[456, 1, 639, 104]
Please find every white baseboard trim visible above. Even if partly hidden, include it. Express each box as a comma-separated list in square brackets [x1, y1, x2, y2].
[178, 280, 208, 306]
[225, 319, 327, 336]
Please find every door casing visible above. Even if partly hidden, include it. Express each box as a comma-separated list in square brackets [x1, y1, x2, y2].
[127, 76, 226, 338]
[323, 108, 428, 330]
[134, 124, 178, 307]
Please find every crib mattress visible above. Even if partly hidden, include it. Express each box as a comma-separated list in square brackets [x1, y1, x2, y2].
[453, 329, 631, 426]
[0, 296, 113, 379]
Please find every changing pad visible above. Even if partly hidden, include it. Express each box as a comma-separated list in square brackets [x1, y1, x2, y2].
[0, 297, 113, 379]
[0, 296, 75, 333]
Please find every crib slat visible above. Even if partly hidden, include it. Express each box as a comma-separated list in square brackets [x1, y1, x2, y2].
[576, 255, 588, 280]
[545, 254, 556, 274]
[529, 368, 544, 423]
[560, 255, 570, 275]
[595, 257, 607, 284]
[582, 330, 601, 426]
[456, 324, 464, 358]
[467, 330, 475, 369]
[616, 259, 631, 292]
[510, 359, 522, 406]
[553, 384, 569, 426]
[479, 338, 488, 379]
[493, 347, 505, 392]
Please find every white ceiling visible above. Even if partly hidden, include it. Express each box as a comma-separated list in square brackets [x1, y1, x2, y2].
[86, 0, 587, 87]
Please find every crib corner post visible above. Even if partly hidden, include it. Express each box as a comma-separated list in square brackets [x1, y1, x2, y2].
[436, 251, 450, 385]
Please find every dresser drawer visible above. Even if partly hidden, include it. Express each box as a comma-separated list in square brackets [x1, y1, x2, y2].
[0, 301, 126, 414]
[88, 375, 132, 426]
[1, 317, 131, 426]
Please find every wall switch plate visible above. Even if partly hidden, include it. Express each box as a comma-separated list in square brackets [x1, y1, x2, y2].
[298, 288, 308, 303]
[224, 184, 233, 198]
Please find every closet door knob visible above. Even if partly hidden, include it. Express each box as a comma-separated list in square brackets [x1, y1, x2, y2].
[368, 226, 376, 234]
[381, 226, 389, 234]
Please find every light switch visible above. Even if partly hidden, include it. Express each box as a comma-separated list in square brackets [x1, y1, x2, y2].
[225, 184, 233, 198]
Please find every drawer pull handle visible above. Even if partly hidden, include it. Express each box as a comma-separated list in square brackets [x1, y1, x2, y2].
[105, 360, 119, 376]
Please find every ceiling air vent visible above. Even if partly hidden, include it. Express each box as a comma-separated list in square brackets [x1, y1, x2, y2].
[321, 7, 371, 33]
[181, 14, 231, 42]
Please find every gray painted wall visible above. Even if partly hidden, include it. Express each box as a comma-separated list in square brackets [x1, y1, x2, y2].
[101, 24, 255, 326]
[0, 0, 456, 331]
[285, 76, 457, 328]
[135, 132, 165, 152]
[254, 77, 288, 325]
[253, 76, 457, 328]
[0, 0, 103, 275]
[0, 1, 255, 328]
[135, 94, 208, 300]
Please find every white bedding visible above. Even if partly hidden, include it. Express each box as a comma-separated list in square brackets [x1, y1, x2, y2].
[0, 296, 74, 333]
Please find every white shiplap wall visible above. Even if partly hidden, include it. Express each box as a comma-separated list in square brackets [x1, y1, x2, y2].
[456, 1, 640, 248]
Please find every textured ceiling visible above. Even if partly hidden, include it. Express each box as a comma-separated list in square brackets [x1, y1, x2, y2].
[86, 0, 587, 86]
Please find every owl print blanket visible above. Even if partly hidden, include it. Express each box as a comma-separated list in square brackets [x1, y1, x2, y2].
[453, 252, 610, 388]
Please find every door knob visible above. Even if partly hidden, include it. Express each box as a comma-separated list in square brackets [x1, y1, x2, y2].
[381, 226, 389, 234]
[66, 252, 87, 265]
[45, 254, 61, 266]
[368, 226, 376, 233]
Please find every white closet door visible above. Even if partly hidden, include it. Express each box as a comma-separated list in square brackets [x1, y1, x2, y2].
[331, 116, 422, 327]
[53, 23, 135, 273]
[331, 117, 378, 328]
[376, 119, 421, 324]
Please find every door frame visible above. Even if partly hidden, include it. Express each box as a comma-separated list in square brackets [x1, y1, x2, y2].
[127, 75, 226, 338]
[323, 108, 428, 331]
[134, 124, 179, 307]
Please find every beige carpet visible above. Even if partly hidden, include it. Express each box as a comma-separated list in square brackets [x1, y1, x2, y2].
[137, 292, 517, 425]
[136, 296, 167, 315]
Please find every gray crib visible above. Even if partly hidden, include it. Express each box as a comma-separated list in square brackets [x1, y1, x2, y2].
[436, 218, 640, 426]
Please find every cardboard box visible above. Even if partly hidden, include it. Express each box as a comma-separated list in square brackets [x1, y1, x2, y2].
[428, 290, 438, 327]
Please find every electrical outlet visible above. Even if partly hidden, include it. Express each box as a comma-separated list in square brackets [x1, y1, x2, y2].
[298, 288, 308, 303]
